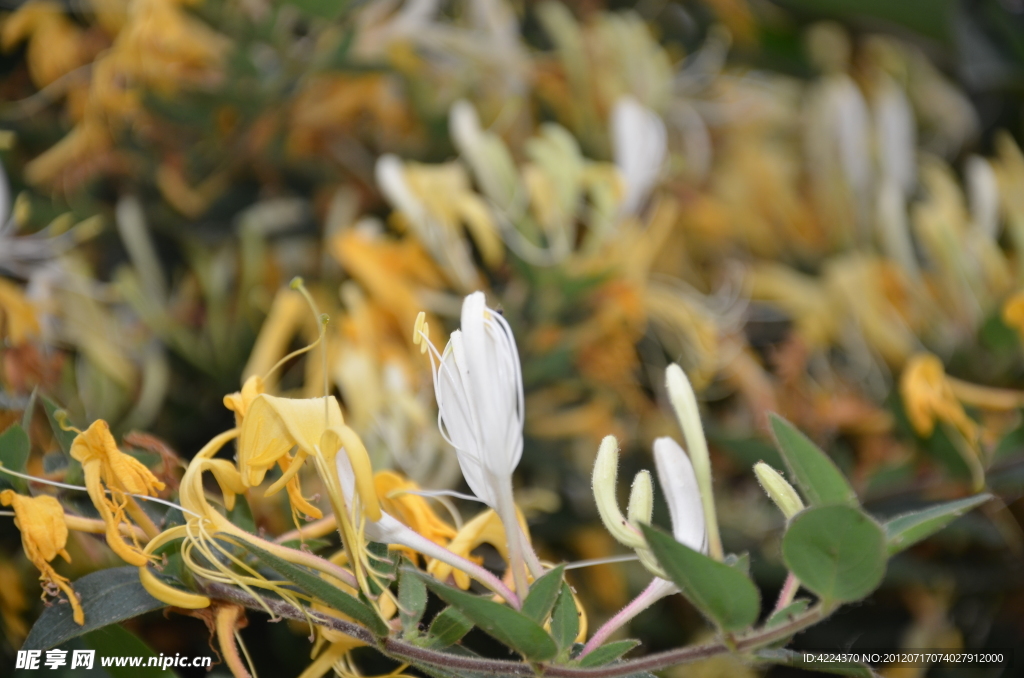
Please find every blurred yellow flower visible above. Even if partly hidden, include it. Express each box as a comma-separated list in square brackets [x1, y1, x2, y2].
[1, 1, 92, 88]
[899, 353, 976, 442]
[374, 470, 457, 563]
[0, 490, 84, 625]
[0, 278, 41, 346]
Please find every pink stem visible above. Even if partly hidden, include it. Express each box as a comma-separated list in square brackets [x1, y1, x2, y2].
[579, 578, 676, 658]
[772, 572, 800, 615]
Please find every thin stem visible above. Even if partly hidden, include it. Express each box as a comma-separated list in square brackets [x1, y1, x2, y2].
[579, 578, 675, 658]
[198, 578, 829, 678]
[772, 573, 800, 614]
[496, 479, 531, 597]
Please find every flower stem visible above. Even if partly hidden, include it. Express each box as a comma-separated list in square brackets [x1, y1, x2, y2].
[772, 572, 800, 614]
[579, 578, 676, 659]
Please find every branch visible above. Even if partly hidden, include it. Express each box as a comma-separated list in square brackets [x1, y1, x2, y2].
[197, 578, 829, 678]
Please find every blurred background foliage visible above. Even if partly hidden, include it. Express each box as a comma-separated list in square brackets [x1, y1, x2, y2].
[1, 0, 1024, 676]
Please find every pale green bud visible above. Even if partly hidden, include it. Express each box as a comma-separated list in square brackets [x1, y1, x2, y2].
[754, 462, 805, 519]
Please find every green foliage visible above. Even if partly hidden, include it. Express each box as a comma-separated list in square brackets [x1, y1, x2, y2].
[0, 423, 30, 492]
[398, 563, 428, 635]
[765, 598, 811, 628]
[550, 582, 580, 653]
[578, 639, 640, 667]
[641, 524, 761, 632]
[23, 567, 165, 652]
[235, 537, 388, 636]
[413, 570, 559, 661]
[521, 564, 565, 623]
[782, 506, 887, 606]
[884, 494, 992, 554]
[82, 624, 176, 678]
[425, 607, 474, 649]
[769, 414, 858, 507]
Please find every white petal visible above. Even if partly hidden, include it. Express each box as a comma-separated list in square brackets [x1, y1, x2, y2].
[966, 155, 1000, 239]
[612, 97, 666, 216]
[873, 75, 917, 193]
[652, 437, 706, 553]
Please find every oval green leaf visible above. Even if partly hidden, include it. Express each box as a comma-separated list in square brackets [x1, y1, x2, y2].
[782, 505, 886, 605]
[641, 523, 760, 632]
[550, 582, 579, 652]
[522, 564, 565, 623]
[769, 414, 858, 507]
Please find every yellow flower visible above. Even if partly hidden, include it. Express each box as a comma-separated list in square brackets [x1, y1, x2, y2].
[0, 1, 90, 88]
[0, 278, 41, 346]
[69, 420, 164, 566]
[899, 353, 977, 442]
[427, 508, 529, 591]
[1002, 291, 1024, 341]
[0, 559, 29, 641]
[0, 490, 84, 625]
[373, 470, 457, 562]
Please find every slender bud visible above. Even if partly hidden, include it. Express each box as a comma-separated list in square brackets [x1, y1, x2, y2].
[592, 436, 646, 550]
[754, 462, 805, 519]
[627, 471, 654, 526]
[664, 364, 723, 560]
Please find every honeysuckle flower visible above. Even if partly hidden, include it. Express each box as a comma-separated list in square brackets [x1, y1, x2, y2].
[332, 434, 520, 606]
[413, 291, 542, 595]
[376, 155, 502, 290]
[0, 1, 91, 88]
[374, 470, 458, 560]
[0, 490, 84, 625]
[70, 419, 164, 566]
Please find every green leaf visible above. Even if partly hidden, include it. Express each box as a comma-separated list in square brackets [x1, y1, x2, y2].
[82, 624, 178, 678]
[764, 598, 811, 628]
[782, 505, 886, 606]
[399, 564, 428, 634]
[550, 583, 579, 652]
[884, 494, 991, 555]
[521, 564, 565, 623]
[755, 648, 879, 677]
[425, 606, 474, 648]
[0, 423, 30, 492]
[769, 414, 858, 507]
[578, 639, 640, 667]
[21, 387, 38, 432]
[286, 0, 348, 20]
[414, 570, 559, 660]
[23, 567, 166, 651]
[640, 524, 760, 632]
[235, 537, 388, 636]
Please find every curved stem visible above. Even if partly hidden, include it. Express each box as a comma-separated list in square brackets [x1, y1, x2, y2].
[772, 573, 800, 614]
[579, 578, 676, 658]
[198, 578, 829, 678]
